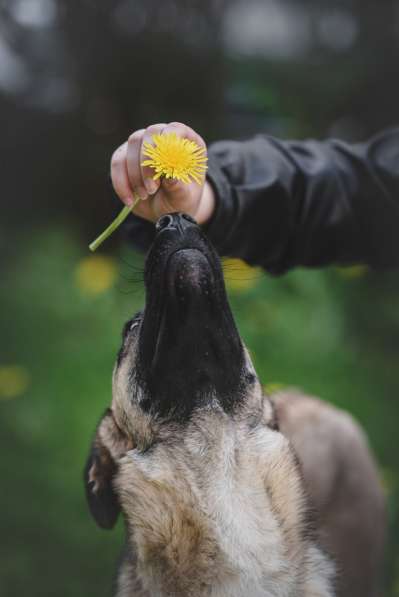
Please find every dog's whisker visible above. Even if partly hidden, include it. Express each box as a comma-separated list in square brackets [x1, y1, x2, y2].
[116, 283, 145, 295]
[119, 272, 145, 283]
[119, 256, 145, 273]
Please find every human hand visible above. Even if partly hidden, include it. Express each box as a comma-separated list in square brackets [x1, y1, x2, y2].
[110, 122, 215, 226]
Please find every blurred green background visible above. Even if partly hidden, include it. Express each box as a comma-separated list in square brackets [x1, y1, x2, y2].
[1, 1, 399, 595]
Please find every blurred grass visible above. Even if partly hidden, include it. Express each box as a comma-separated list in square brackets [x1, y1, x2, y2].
[1, 228, 399, 596]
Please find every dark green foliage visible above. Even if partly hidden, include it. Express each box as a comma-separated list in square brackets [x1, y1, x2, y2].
[1, 231, 398, 595]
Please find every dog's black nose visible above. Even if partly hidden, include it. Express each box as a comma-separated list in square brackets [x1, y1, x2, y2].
[155, 212, 198, 234]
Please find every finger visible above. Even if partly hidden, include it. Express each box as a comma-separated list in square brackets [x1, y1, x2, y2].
[126, 129, 148, 201]
[171, 123, 208, 185]
[140, 123, 167, 195]
[160, 122, 207, 191]
[147, 122, 191, 199]
[167, 121, 207, 151]
[151, 191, 186, 221]
[110, 142, 134, 207]
[131, 193, 158, 223]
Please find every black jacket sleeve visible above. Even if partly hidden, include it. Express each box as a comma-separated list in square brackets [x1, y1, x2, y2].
[126, 128, 399, 274]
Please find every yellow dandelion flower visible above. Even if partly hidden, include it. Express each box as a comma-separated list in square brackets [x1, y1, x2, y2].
[142, 133, 207, 185]
[222, 258, 261, 293]
[336, 265, 369, 279]
[89, 133, 207, 252]
[0, 365, 30, 400]
[75, 255, 118, 295]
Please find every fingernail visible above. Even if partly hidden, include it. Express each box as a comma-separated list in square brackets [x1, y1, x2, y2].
[133, 189, 147, 202]
[125, 196, 134, 206]
[163, 177, 178, 188]
[145, 179, 158, 195]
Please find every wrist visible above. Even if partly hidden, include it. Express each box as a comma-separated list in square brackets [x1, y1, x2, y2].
[195, 180, 215, 226]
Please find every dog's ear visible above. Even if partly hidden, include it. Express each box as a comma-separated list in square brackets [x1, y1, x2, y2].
[84, 408, 133, 530]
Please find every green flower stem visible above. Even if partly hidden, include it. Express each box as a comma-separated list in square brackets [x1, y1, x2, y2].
[89, 196, 141, 252]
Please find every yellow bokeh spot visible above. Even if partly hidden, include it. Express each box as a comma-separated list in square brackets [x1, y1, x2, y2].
[0, 366, 30, 400]
[263, 383, 286, 395]
[222, 258, 261, 293]
[75, 255, 118, 295]
[336, 265, 369, 279]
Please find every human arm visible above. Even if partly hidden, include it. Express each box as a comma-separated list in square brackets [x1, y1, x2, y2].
[113, 125, 399, 274]
[203, 128, 399, 274]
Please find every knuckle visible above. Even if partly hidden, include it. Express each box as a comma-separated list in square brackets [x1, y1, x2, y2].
[166, 123, 187, 136]
[146, 124, 161, 133]
[146, 123, 163, 134]
[128, 130, 144, 144]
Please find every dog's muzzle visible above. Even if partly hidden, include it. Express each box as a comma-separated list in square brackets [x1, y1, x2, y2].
[136, 212, 245, 418]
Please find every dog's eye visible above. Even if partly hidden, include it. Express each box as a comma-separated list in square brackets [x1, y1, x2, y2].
[121, 312, 143, 340]
[122, 319, 138, 339]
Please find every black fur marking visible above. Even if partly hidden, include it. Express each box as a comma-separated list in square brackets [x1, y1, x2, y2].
[244, 371, 256, 385]
[268, 401, 280, 432]
[116, 311, 143, 368]
[83, 409, 120, 530]
[134, 219, 246, 421]
[121, 311, 143, 340]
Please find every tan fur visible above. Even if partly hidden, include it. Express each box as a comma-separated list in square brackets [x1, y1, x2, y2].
[272, 391, 386, 597]
[113, 397, 335, 596]
[91, 331, 384, 596]
[87, 412, 133, 496]
[103, 339, 334, 596]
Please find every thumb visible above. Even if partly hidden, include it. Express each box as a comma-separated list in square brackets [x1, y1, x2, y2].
[161, 176, 187, 199]
[159, 177, 197, 212]
[150, 178, 200, 220]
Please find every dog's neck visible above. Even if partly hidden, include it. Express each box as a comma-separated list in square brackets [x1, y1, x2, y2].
[114, 393, 334, 597]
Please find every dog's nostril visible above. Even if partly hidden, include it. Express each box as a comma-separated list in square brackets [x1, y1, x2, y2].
[181, 213, 197, 225]
[156, 214, 174, 232]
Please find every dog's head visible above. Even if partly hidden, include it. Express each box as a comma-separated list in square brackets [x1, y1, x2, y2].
[85, 213, 263, 529]
[114, 212, 257, 421]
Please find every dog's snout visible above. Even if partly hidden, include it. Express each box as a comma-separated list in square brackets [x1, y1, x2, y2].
[155, 212, 198, 235]
[156, 214, 174, 232]
[180, 213, 197, 225]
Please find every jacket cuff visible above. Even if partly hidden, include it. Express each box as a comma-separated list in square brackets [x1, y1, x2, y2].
[202, 153, 237, 255]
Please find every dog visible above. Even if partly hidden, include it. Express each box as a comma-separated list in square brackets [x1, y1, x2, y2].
[85, 212, 386, 597]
